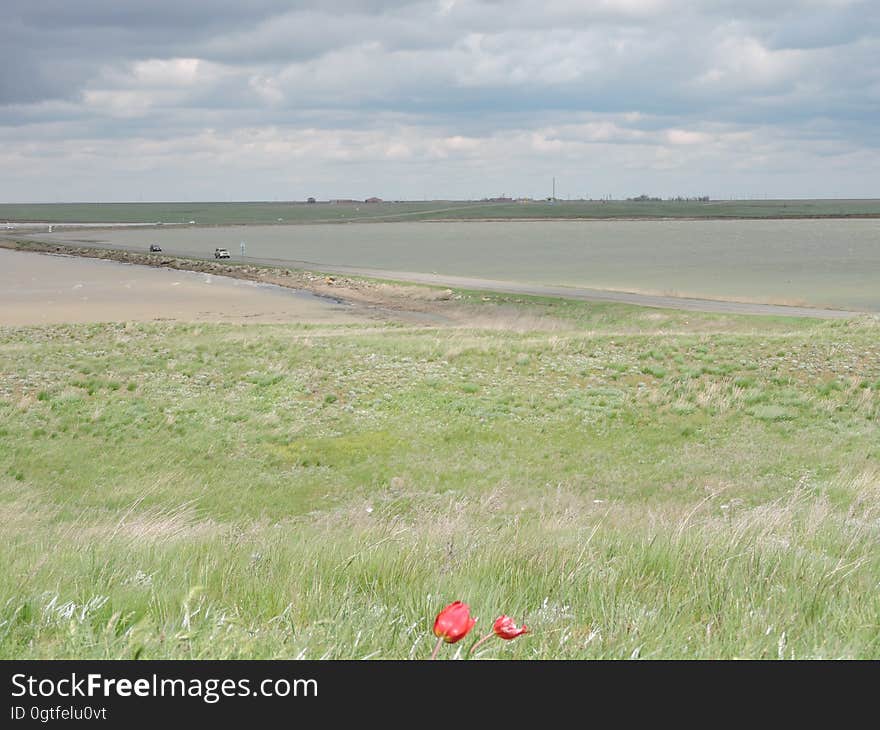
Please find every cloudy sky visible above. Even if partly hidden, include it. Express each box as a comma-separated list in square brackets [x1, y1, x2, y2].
[2, 0, 878, 202]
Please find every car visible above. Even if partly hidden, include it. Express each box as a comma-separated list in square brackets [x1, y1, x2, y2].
[149, 244, 162, 252]
[214, 248, 231, 259]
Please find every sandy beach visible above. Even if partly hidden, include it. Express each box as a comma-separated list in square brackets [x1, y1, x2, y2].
[0, 248, 367, 325]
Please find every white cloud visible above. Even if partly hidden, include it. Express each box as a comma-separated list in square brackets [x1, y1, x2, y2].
[697, 34, 806, 90]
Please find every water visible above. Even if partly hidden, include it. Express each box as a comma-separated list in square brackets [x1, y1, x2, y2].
[35, 219, 880, 311]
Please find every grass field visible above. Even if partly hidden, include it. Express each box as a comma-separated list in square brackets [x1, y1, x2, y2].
[2, 198, 880, 225]
[2, 293, 879, 659]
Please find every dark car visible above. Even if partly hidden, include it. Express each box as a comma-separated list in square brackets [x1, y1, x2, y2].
[149, 244, 162, 252]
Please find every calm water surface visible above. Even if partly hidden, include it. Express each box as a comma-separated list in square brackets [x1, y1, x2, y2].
[38, 219, 880, 311]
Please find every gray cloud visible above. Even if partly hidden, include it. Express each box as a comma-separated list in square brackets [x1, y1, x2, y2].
[2, 0, 878, 201]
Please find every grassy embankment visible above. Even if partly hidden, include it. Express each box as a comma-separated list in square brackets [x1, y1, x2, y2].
[2, 293, 879, 658]
[2, 198, 880, 225]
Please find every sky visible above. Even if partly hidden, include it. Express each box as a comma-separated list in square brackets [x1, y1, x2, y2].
[2, 0, 879, 202]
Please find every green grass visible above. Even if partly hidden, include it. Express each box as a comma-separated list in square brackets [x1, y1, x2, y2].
[1, 300, 879, 658]
[2, 198, 879, 224]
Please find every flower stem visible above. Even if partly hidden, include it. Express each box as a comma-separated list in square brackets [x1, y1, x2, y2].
[469, 632, 495, 655]
[430, 637, 444, 660]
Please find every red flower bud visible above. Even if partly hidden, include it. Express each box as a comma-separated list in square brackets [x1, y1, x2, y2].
[433, 601, 476, 644]
[493, 615, 528, 640]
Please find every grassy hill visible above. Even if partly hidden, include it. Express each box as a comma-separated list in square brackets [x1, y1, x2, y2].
[2, 292, 879, 658]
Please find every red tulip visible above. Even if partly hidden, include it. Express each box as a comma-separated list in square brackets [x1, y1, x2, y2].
[433, 601, 476, 644]
[493, 615, 528, 640]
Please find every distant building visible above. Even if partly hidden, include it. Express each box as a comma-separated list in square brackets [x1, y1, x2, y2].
[364, 197, 383, 203]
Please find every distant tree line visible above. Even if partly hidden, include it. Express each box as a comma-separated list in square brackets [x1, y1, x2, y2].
[627, 194, 710, 202]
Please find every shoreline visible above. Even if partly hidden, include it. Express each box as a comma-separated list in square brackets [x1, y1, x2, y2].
[0, 238, 867, 320]
[0, 247, 380, 326]
[0, 239, 466, 325]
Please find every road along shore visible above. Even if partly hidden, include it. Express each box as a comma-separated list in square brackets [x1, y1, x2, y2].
[1, 237, 865, 321]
